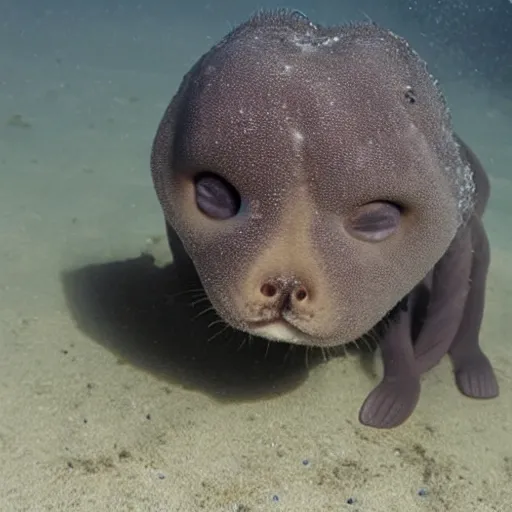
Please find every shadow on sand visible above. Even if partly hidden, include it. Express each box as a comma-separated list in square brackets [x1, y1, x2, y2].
[60, 252, 377, 402]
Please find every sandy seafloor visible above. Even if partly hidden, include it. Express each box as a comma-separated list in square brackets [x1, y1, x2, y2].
[1, 2, 511, 511]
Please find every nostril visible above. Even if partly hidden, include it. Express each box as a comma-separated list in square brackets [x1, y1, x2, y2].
[295, 286, 308, 301]
[260, 283, 278, 297]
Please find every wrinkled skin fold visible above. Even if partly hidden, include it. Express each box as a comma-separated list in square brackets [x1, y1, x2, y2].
[150, 9, 499, 428]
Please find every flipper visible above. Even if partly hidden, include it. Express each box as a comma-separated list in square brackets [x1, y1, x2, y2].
[359, 299, 420, 428]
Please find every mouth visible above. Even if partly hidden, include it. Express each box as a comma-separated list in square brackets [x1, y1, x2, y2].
[245, 318, 313, 344]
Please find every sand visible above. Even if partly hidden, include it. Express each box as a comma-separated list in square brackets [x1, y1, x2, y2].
[0, 3, 511, 511]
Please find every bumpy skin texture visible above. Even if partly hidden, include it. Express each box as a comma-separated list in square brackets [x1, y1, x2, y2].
[150, 10, 499, 428]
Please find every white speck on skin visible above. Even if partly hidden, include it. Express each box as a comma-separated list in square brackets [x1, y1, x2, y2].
[291, 129, 304, 143]
[290, 128, 305, 156]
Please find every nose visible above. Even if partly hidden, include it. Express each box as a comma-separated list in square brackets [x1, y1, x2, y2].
[259, 278, 310, 308]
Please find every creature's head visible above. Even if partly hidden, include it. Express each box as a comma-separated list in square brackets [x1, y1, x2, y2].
[151, 10, 474, 347]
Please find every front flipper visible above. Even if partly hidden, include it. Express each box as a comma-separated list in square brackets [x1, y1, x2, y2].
[359, 300, 420, 429]
[414, 229, 473, 374]
[449, 217, 499, 398]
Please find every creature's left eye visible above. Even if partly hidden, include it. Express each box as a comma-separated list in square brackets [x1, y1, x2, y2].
[346, 201, 402, 242]
[194, 171, 241, 220]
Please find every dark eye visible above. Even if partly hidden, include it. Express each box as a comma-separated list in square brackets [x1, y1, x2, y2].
[347, 201, 402, 242]
[194, 172, 241, 220]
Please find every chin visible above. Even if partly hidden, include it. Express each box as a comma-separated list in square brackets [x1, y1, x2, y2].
[246, 319, 343, 347]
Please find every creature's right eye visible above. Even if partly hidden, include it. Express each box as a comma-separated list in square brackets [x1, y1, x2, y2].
[194, 172, 241, 220]
[346, 201, 403, 242]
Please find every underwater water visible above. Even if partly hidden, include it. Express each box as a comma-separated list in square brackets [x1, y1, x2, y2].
[0, 0, 511, 510]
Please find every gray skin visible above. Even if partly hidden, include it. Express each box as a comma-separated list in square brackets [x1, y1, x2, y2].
[150, 10, 499, 428]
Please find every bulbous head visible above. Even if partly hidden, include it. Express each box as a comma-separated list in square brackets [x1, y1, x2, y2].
[151, 9, 474, 347]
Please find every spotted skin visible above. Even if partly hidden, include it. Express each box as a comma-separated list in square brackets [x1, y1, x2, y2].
[150, 10, 499, 428]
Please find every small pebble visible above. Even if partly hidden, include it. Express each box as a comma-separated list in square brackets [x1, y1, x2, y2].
[418, 488, 428, 496]
[157, 472, 166, 480]
[302, 459, 309, 466]
[272, 495, 279, 502]
[347, 497, 356, 504]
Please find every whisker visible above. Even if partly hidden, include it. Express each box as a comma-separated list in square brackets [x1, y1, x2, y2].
[283, 343, 295, 363]
[237, 335, 249, 351]
[188, 291, 208, 300]
[370, 329, 382, 347]
[207, 324, 230, 344]
[207, 318, 225, 329]
[359, 334, 373, 352]
[304, 347, 310, 368]
[189, 296, 211, 307]
[166, 287, 205, 300]
[191, 306, 215, 320]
